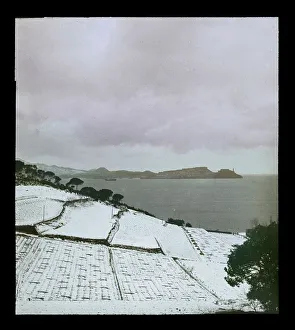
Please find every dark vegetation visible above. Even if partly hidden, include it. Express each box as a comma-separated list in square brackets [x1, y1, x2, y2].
[224, 221, 278, 313]
[167, 218, 185, 226]
[207, 229, 238, 235]
[167, 218, 192, 227]
[112, 193, 124, 204]
[15, 225, 39, 235]
[66, 177, 84, 190]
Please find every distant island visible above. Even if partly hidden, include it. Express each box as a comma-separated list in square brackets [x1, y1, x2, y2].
[60, 166, 243, 179]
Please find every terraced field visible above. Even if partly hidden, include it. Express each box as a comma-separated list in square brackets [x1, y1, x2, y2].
[16, 235, 120, 301]
[112, 248, 215, 302]
[184, 228, 246, 264]
[15, 185, 252, 314]
[16, 185, 85, 202]
[176, 259, 249, 302]
[40, 201, 118, 240]
[16, 198, 64, 226]
[112, 211, 201, 259]
[16, 234, 216, 303]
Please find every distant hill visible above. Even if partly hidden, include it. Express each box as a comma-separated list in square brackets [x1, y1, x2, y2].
[215, 169, 243, 179]
[35, 164, 88, 176]
[17, 160, 88, 177]
[59, 166, 242, 179]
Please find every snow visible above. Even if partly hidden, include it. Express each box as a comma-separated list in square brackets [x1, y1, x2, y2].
[15, 185, 256, 314]
[16, 235, 120, 301]
[184, 228, 246, 264]
[209, 232, 246, 247]
[111, 211, 160, 249]
[16, 300, 226, 315]
[16, 198, 64, 226]
[42, 201, 118, 240]
[16, 185, 86, 202]
[112, 234, 158, 250]
[16, 234, 215, 303]
[112, 247, 215, 302]
[112, 211, 201, 259]
[177, 259, 249, 302]
[174, 228, 250, 307]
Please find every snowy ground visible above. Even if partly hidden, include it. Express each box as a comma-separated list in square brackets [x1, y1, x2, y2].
[112, 211, 201, 259]
[41, 201, 119, 240]
[184, 228, 246, 264]
[15, 234, 215, 304]
[16, 300, 226, 315]
[111, 247, 215, 302]
[16, 235, 120, 301]
[176, 259, 249, 302]
[15, 185, 253, 314]
[16, 300, 236, 315]
[16, 198, 64, 226]
[16, 185, 85, 202]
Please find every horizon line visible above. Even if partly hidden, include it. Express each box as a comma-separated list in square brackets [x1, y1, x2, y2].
[16, 158, 278, 176]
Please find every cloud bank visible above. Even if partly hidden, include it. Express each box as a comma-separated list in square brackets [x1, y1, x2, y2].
[16, 17, 278, 172]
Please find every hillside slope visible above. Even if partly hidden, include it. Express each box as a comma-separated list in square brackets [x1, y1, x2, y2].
[15, 185, 253, 314]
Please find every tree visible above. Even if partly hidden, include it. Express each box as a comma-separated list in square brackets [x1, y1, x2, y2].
[54, 176, 62, 185]
[24, 164, 38, 177]
[45, 171, 55, 182]
[97, 189, 113, 201]
[37, 169, 45, 179]
[66, 178, 84, 190]
[112, 193, 124, 204]
[80, 187, 98, 199]
[16, 160, 25, 173]
[186, 222, 192, 227]
[167, 218, 185, 226]
[224, 222, 278, 313]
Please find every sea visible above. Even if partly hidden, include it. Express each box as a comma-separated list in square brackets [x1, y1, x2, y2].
[68, 175, 278, 233]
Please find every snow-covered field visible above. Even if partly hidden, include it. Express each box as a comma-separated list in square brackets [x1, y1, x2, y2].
[16, 233, 252, 313]
[16, 235, 120, 301]
[16, 300, 225, 315]
[176, 259, 249, 302]
[184, 228, 246, 264]
[15, 184, 252, 314]
[112, 211, 201, 259]
[112, 248, 215, 302]
[15, 234, 214, 303]
[16, 198, 64, 226]
[41, 201, 119, 240]
[16, 185, 85, 202]
[209, 231, 246, 246]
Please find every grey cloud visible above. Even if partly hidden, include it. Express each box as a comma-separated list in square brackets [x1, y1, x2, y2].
[16, 17, 278, 165]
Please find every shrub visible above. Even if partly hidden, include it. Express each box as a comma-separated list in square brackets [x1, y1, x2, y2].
[167, 218, 185, 226]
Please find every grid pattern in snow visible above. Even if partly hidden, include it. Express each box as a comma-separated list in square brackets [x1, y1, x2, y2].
[16, 235, 37, 270]
[16, 235, 120, 301]
[16, 198, 64, 226]
[112, 248, 215, 302]
[185, 228, 245, 264]
[209, 232, 246, 246]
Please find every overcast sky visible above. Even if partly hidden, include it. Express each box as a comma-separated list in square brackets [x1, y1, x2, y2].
[15, 17, 278, 174]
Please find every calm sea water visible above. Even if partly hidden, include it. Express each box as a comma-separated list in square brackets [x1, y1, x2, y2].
[68, 175, 278, 232]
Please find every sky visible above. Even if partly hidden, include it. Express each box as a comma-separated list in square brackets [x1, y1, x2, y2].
[15, 17, 278, 174]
